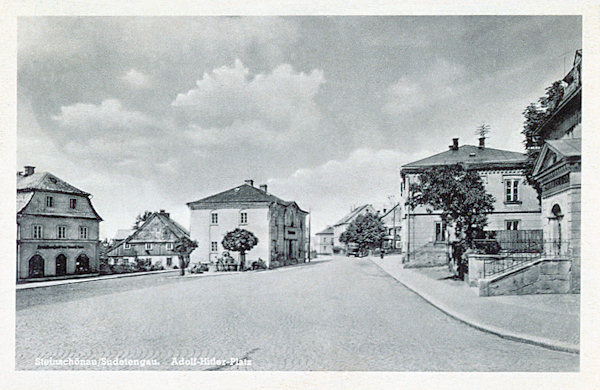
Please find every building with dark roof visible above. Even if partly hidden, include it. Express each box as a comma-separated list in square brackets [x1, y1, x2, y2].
[105, 210, 192, 270]
[17, 166, 103, 281]
[399, 138, 541, 266]
[187, 180, 308, 268]
[331, 204, 376, 252]
[315, 226, 334, 255]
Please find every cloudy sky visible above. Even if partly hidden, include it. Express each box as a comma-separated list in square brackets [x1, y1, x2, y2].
[17, 16, 581, 238]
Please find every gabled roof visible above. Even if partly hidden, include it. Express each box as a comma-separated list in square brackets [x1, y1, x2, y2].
[316, 226, 334, 235]
[532, 138, 581, 178]
[107, 212, 190, 254]
[402, 145, 525, 171]
[334, 204, 373, 227]
[381, 203, 401, 218]
[17, 171, 89, 196]
[187, 183, 307, 213]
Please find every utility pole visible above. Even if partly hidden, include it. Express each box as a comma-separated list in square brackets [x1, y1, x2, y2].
[307, 209, 311, 262]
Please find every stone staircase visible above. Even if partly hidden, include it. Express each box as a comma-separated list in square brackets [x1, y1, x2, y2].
[404, 242, 450, 268]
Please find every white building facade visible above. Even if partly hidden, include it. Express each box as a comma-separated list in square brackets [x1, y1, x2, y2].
[187, 181, 308, 268]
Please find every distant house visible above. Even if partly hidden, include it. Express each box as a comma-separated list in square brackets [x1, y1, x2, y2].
[105, 210, 191, 269]
[380, 203, 402, 252]
[315, 226, 334, 255]
[187, 180, 308, 268]
[531, 50, 581, 292]
[17, 166, 103, 281]
[332, 204, 376, 253]
[400, 138, 541, 266]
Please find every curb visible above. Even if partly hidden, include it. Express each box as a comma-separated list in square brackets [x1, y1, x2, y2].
[369, 258, 579, 355]
[16, 269, 179, 290]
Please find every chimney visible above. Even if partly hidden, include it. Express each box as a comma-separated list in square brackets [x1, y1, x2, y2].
[23, 166, 35, 176]
[259, 184, 268, 192]
[244, 179, 254, 187]
[159, 209, 170, 218]
[479, 137, 485, 149]
[452, 138, 459, 150]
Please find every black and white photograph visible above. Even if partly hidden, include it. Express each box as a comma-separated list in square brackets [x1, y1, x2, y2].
[3, 2, 600, 389]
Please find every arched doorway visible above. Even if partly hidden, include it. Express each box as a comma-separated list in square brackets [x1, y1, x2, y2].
[56, 254, 67, 276]
[75, 254, 90, 274]
[28, 255, 45, 278]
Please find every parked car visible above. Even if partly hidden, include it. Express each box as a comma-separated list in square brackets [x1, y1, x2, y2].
[346, 244, 367, 258]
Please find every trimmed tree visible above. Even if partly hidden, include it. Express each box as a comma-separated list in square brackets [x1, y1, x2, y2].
[221, 228, 258, 271]
[406, 164, 495, 278]
[174, 236, 198, 276]
[339, 211, 387, 254]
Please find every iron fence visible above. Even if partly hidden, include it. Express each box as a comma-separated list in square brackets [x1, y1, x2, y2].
[481, 240, 570, 278]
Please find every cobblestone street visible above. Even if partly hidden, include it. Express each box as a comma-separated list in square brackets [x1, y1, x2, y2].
[16, 256, 578, 371]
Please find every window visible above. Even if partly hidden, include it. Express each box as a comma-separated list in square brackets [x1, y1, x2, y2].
[33, 225, 43, 239]
[124, 243, 131, 249]
[79, 226, 88, 239]
[166, 242, 174, 250]
[167, 257, 172, 266]
[57, 226, 67, 239]
[69, 198, 77, 209]
[123, 258, 129, 265]
[211, 212, 218, 224]
[505, 179, 519, 202]
[211, 241, 218, 252]
[46, 196, 54, 207]
[506, 220, 519, 230]
[240, 212, 248, 224]
[435, 221, 446, 242]
[145, 243, 153, 250]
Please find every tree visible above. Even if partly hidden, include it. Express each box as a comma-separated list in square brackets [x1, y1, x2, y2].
[221, 228, 258, 271]
[132, 210, 154, 230]
[174, 236, 198, 276]
[475, 122, 491, 139]
[406, 164, 495, 248]
[521, 80, 565, 201]
[339, 211, 387, 252]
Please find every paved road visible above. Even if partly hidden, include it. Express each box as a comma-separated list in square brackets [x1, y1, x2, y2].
[16, 256, 579, 371]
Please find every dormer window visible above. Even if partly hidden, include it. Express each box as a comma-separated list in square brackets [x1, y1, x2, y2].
[46, 196, 54, 208]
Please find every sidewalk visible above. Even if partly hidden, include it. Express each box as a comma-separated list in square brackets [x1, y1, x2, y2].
[16, 269, 179, 290]
[371, 254, 580, 354]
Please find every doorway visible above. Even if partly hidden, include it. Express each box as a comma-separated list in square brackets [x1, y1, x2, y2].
[28, 255, 45, 278]
[56, 254, 67, 276]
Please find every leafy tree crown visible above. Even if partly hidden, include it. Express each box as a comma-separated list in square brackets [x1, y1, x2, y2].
[221, 228, 259, 254]
[339, 211, 386, 250]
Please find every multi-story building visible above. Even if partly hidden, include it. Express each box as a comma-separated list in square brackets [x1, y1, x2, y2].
[187, 180, 308, 268]
[17, 166, 103, 281]
[399, 138, 541, 265]
[531, 50, 581, 292]
[315, 226, 334, 255]
[332, 204, 376, 253]
[105, 210, 191, 269]
[381, 203, 402, 252]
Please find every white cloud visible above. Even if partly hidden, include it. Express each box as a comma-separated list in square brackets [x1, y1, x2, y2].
[172, 59, 325, 128]
[266, 148, 427, 234]
[120, 69, 151, 88]
[52, 99, 156, 133]
[383, 59, 465, 116]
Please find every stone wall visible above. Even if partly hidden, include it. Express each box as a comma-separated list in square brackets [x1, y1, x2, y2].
[478, 258, 572, 296]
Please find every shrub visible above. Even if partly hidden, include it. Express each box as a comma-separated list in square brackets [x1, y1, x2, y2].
[473, 239, 501, 254]
[98, 263, 112, 275]
[252, 258, 267, 270]
[269, 260, 281, 269]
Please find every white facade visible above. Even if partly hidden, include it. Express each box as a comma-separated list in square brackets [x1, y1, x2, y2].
[190, 206, 270, 264]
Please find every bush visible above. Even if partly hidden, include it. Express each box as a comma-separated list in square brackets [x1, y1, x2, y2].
[473, 239, 501, 254]
[269, 260, 281, 269]
[190, 263, 208, 274]
[251, 258, 267, 270]
[98, 263, 112, 275]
